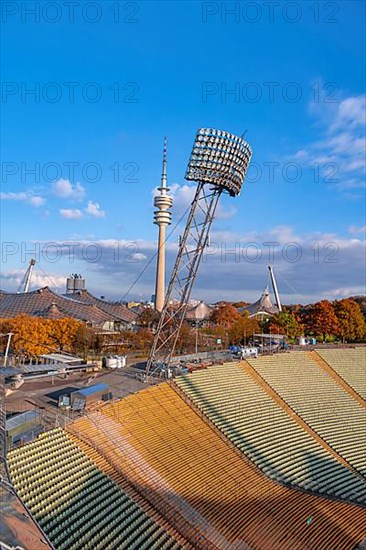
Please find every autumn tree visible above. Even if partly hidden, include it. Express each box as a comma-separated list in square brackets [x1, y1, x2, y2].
[210, 304, 241, 327]
[202, 324, 229, 348]
[137, 307, 159, 328]
[134, 328, 154, 351]
[72, 324, 97, 359]
[47, 317, 84, 351]
[3, 315, 52, 357]
[0, 315, 84, 358]
[176, 321, 195, 354]
[348, 296, 366, 321]
[268, 312, 303, 340]
[305, 300, 339, 342]
[228, 315, 260, 345]
[334, 299, 366, 342]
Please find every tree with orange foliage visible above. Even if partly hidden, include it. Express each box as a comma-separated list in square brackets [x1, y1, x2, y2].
[0, 315, 84, 358]
[210, 304, 241, 327]
[228, 315, 260, 345]
[305, 300, 339, 342]
[47, 317, 84, 351]
[176, 321, 195, 354]
[133, 328, 154, 351]
[3, 315, 51, 357]
[334, 299, 366, 342]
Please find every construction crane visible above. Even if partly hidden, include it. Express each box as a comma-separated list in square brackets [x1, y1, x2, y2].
[146, 128, 252, 378]
[17, 259, 36, 293]
[268, 265, 282, 312]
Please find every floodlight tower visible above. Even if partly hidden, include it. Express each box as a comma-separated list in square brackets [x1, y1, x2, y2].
[146, 128, 252, 377]
[268, 265, 282, 312]
[154, 137, 173, 312]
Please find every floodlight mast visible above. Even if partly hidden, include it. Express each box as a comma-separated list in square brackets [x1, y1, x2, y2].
[268, 265, 282, 312]
[146, 128, 252, 378]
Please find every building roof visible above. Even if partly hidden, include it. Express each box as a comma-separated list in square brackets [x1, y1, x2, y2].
[185, 301, 213, 321]
[239, 287, 279, 317]
[72, 383, 109, 397]
[38, 353, 82, 363]
[65, 290, 137, 324]
[0, 367, 23, 376]
[0, 287, 137, 327]
[6, 410, 40, 432]
[19, 364, 60, 374]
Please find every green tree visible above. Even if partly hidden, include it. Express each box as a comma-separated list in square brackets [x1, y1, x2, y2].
[269, 312, 302, 340]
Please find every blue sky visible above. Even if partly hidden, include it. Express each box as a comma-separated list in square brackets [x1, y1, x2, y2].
[1, 0, 365, 303]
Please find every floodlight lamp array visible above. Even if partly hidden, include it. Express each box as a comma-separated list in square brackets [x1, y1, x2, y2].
[185, 128, 252, 196]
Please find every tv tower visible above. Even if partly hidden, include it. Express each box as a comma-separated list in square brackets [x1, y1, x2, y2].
[153, 137, 173, 312]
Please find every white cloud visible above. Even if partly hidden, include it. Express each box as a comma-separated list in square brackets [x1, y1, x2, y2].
[1, 191, 28, 201]
[327, 286, 366, 298]
[60, 208, 83, 219]
[28, 225, 365, 304]
[331, 96, 366, 131]
[85, 200, 105, 218]
[295, 91, 366, 193]
[0, 191, 45, 207]
[169, 183, 195, 216]
[29, 196, 46, 207]
[349, 225, 366, 235]
[0, 269, 65, 292]
[52, 178, 85, 201]
[132, 252, 147, 261]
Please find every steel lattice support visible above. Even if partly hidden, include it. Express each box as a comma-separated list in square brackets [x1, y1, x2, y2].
[146, 183, 222, 375]
[146, 127, 252, 378]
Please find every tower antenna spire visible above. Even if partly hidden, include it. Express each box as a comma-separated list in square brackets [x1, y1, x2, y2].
[160, 136, 168, 190]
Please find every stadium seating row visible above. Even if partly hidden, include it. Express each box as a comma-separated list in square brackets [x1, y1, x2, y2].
[7, 428, 183, 550]
[69, 383, 366, 550]
[316, 348, 366, 400]
[246, 352, 366, 477]
[175, 361, 366, 504]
